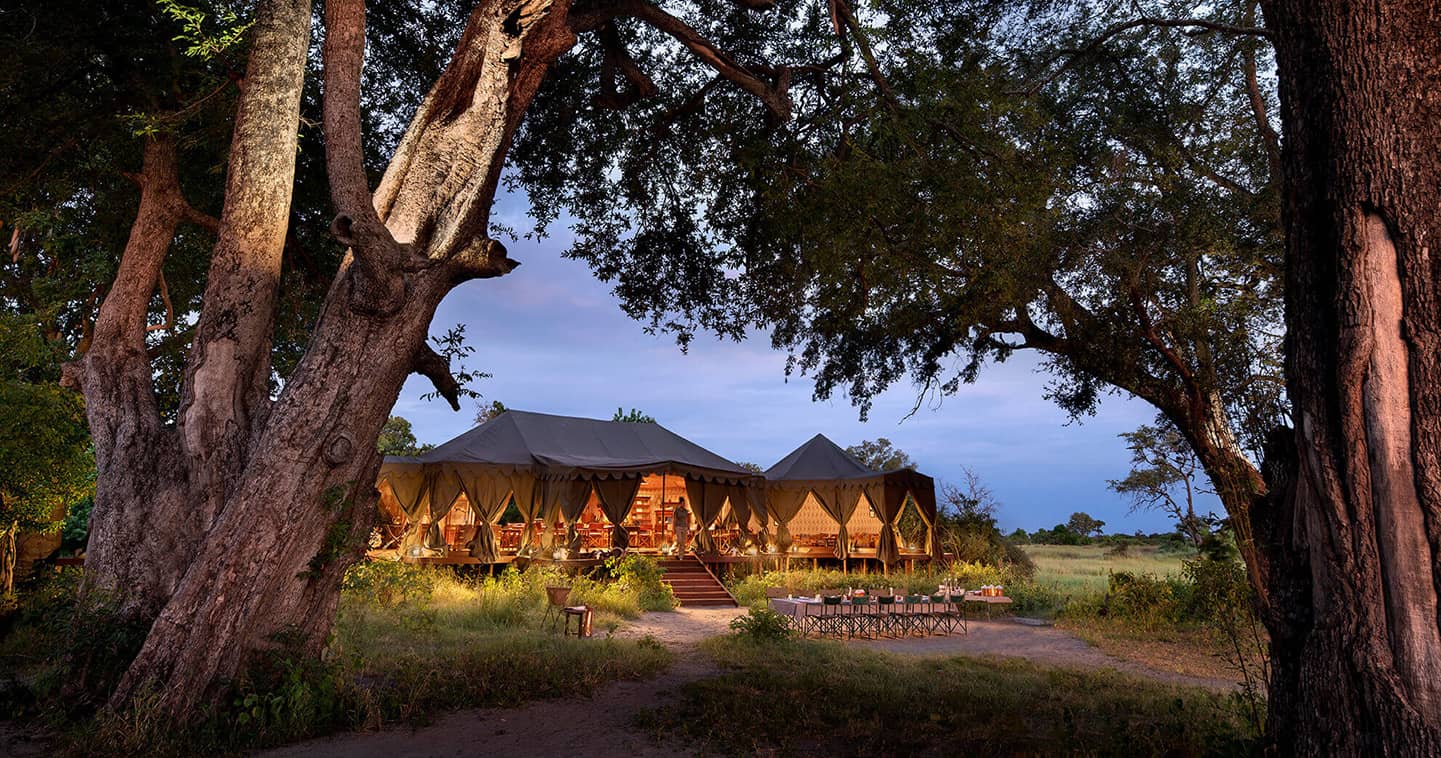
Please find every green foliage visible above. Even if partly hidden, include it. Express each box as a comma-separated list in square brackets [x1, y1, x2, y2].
[843, 438, 914, 471]
[727, 607, 794, 642]
[0, 568, 149, 717]
[1109, 420, 1214, 545]
[0, 316, 94, 537]
[639, 636, 1258, 756]
[603, 554, 677, 612]
[933, 469, 1034, 576]
[1066, 511, 1105, 538]
[155, 0, 253, 61]
[727, 563, 1059, 615]
[420, 325, 488, 405]
[473, 399, 508, 425]
[376, 416, 432, 457]
[5, 563, 672, 753]
[60, 497, 92, 548]
[511, 1, 1284, 458]
[611, 407, 656, 424]
[1028, 523, 1089, 546]
[341, 558, 439, 608]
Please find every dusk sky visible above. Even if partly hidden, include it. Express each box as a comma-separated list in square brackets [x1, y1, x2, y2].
[390, 195, 1221, 535]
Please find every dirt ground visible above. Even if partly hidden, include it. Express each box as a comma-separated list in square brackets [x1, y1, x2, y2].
[260, 608, 1237, 757]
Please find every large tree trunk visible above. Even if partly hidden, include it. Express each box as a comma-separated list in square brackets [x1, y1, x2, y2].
[70, 133, 199, 618]
[1259, 0, 1441, 752]
[102, 0, 578, 717]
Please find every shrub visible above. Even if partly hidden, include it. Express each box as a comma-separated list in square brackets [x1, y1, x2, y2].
[341, 559, 438, 608]
[1102, 571, 1181, 627]
[728, 607, 794, 641]
[604, 554, 677, 612]
[0, 567, 149, 717]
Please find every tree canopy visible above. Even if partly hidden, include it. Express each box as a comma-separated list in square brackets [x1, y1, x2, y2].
[375, 415, 432, 457]
[845, 438, 915, 472]
[1109, 419, 1213, 545]
[612, 407, 657, 423]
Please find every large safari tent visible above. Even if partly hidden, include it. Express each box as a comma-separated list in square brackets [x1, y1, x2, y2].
[374, 411, 938, 570]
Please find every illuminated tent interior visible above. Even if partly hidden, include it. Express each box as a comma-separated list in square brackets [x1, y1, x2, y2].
[763, 434, 939, 568]
[375, 410, 761, 562]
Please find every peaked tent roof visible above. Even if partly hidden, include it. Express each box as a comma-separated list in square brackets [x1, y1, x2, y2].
[384, 410, 752, 481]
[764, 433, 879, 481]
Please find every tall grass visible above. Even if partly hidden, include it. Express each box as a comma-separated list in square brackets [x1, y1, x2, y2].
[2, 561, 675, 756]
[1025, 543, 1194, 599]
[638, 635, 1259, 756]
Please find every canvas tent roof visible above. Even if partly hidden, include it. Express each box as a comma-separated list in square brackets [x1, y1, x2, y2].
[382, 410, 753, 482]
[764, 433, 878, 482]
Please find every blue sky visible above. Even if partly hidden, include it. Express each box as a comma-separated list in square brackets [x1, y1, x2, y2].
[391, 200, 1218, 535]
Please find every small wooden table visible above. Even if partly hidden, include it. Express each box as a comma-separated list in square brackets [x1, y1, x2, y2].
[563, 605, 593, 637]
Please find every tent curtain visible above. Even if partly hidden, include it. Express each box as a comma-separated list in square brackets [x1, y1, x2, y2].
[385, 468, 430, 553]
[811, 484, 858, 560]
[765, 487, 809, 553]
[908, 477, 939, 558]
[745, 486, 771, 549]
[460, 471, 510, 562]
[874, 481, 906, 565]
[550, 478, 591, 553]
[510, 473, 540, 553]
[683, 481, 711, 553]
[426, 467, 465, 549]
[723, 483, 753, 547]
[699, 480, 729, 555]
[593, 475, 642, 551]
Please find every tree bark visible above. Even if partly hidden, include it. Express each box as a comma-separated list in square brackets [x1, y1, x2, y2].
[67, 134, 198, 618]
[1, 519, 15, 596]
[177, 0, 313, 560]
[1259, 0, 1441, 752]
[104, 0, 577, 717]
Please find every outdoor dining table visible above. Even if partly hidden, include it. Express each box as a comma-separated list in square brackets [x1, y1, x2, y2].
[768, 595, 969, 638]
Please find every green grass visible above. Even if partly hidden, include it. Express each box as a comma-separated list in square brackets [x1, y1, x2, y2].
[1026, 543, 1194, 600]
[637, 635, 1259, 756]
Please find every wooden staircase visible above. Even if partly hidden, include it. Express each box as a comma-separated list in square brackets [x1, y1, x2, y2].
[658, 556, 737, 608]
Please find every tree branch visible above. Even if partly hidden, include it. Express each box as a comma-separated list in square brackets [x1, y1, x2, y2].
[1239, 1, 1285, 188]
[412, 343, 461, 411]
[1021, 16, 1273, 96]
[323, 0, 424, 314]
[623, 1, 793, 118]
[592, 22, 659, 110]
[145, 271, 175, 333]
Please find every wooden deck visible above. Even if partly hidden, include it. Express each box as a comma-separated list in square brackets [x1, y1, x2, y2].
[377, 547, 935, 574]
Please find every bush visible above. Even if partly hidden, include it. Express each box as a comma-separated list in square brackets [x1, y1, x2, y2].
[728, 607, 794, 641]
[0, 567, 149, 718]
[604, 554, 677, 612]
[1100, 571, 1185, 629]
[342, 559, 438, 608]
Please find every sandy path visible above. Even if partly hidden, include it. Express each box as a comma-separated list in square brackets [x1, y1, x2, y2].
[855, 619, 1238, 691]
[258, 609, 1235, 757]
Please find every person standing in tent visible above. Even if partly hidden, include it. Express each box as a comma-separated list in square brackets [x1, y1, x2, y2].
[673, 497, 691, 554]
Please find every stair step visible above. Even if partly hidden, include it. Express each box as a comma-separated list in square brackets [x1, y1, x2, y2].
[656, 556, 738, 608]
